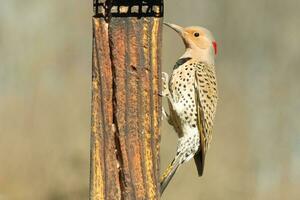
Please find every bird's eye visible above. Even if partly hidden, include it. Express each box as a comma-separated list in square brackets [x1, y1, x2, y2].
[194, 32, 200, 37]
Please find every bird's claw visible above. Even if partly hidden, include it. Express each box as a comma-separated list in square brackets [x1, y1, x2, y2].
[162, 72, 169, 82]
[161, 72, 170, 97]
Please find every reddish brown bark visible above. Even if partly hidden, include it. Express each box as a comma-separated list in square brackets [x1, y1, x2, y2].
[90, 1, 163, 200]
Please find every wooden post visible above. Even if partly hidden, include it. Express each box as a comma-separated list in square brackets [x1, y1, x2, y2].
[90, 1, 163, 200]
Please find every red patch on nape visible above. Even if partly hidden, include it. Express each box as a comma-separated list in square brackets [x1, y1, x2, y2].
[212, 41, 218, 55]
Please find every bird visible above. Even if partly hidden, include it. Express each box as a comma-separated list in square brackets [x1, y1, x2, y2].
[160, 22, 218, 194]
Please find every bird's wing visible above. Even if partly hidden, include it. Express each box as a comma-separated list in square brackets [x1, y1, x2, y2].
[193, 62, 218, 176]
[194, 83, 207, 176]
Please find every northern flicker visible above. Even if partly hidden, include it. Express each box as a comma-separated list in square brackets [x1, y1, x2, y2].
[160, 23, 218, 194]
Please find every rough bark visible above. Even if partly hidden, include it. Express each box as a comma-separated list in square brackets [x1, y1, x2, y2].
[90, 1, 163, 199]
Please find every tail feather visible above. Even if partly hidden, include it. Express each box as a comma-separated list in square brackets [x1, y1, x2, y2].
[194, 151, 204, 176]
[160, 158, 181, 195]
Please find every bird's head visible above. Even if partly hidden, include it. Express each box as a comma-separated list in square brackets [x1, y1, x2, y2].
[164, 22, 217, 64]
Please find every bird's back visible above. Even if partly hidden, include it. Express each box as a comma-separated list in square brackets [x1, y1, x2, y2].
[168, 58, 217, 140]
[167, 59, 218, 175]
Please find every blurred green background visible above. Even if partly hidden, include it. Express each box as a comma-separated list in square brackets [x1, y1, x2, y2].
[1, 0, 300, 199]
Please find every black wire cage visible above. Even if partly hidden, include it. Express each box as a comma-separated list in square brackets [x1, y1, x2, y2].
[93, 0, 164, 18]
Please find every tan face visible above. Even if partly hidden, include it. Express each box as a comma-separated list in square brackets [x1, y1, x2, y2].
[183, 27, 211, 50]
[164, 23, 217, 55]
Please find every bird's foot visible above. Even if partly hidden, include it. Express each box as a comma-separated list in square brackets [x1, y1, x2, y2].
[161, 72, 170, 97]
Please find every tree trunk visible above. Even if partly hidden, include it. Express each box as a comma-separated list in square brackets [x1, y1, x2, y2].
[90, 1, 163, 199]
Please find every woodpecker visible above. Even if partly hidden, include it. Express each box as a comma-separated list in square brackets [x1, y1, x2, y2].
[160, 23, 218, 194]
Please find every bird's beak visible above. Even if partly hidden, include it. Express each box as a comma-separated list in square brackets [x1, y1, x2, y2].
[163, 22, 185, 35]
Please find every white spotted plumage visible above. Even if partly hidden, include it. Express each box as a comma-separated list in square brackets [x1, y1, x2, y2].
[160, 23, 218, 194]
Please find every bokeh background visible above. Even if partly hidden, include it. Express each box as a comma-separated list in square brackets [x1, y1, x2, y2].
[1, 0, 300, 199]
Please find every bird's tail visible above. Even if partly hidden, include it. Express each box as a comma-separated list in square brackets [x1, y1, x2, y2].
[160, 158, 181, 195]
